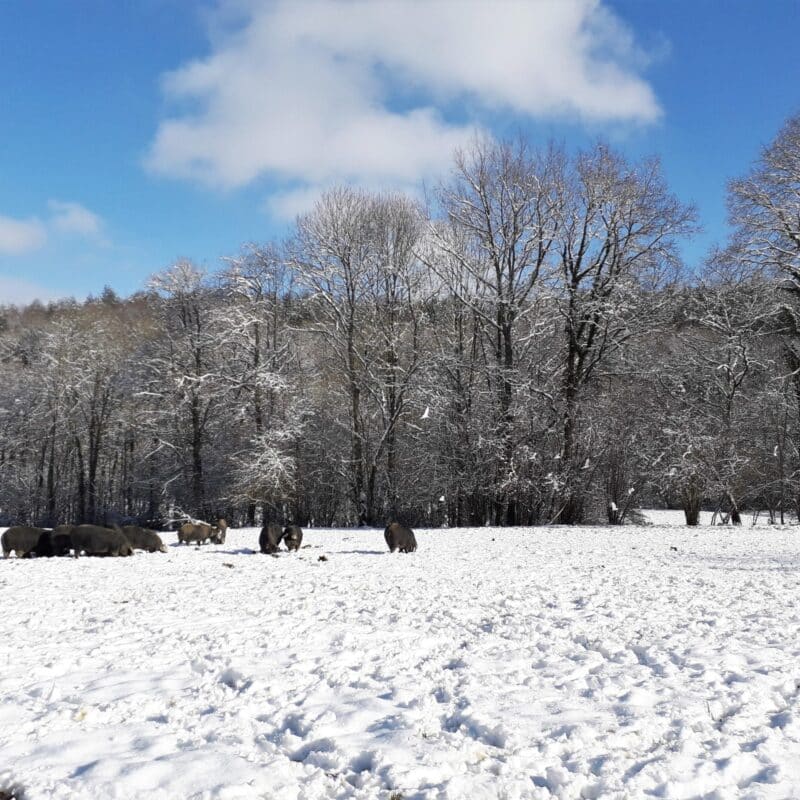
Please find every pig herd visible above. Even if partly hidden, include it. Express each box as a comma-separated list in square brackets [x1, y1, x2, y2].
[1, 524, 168, 558]
[1, 520, 418, 559]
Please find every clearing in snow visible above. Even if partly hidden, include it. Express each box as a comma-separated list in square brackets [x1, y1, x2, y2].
[2, 517, 800, 798]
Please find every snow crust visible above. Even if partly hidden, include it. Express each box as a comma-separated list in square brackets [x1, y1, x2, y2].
[2, 523, 800, 799]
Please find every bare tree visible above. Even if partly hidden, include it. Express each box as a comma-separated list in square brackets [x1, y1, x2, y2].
[218, 244, 303, 522]
[728, 113, 800, 284]
[144, 261, 226, 518]
[727, 111, 800, 515]
[424, 136, 559, 523]
[291, 188, 427, 524]
[551, 144, 696, 523]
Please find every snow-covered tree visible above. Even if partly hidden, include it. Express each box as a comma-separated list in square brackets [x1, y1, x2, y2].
[142, 261, 229, 519]
[218, 244, 303, 523]
[290, 188, 427, 524]
[550, 144, 696, 523]
[423, 136, 559, 524]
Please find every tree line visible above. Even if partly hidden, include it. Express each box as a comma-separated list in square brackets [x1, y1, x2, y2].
[2, 117, 800, 529]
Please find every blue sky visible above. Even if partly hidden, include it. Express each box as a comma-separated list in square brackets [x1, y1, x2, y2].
[0, 0, 798, 305]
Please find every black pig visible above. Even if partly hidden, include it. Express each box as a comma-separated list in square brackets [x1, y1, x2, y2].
[2, 525, 49, 558]
[69, 525, 133, 557]
[122, 526, 167, 553]
[384, 522, 417, 553]
[34, 529, 72, 557]
[259, 523, 283, 554]
[283, 525, 303, 552]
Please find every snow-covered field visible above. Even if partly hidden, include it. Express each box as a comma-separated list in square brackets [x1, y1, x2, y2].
[2, 519, 800, 799]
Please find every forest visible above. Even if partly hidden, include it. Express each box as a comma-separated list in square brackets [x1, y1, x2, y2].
[2, 114, 799, 530]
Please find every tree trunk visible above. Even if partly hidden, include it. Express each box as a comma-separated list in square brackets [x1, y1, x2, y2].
[347, 324, 366, 524]
[190, 395, 205, 514]
[46, 415, 58, 526]
[555, 375, 582, 524]
[726, 491, 742, 525]
[683, 474, 702, 525]
[75, 436, 86, 523]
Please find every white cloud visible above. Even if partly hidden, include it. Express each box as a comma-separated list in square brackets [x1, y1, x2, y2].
[0, 201, 105, 259]
[263, 185, 330, 221]
[145, 0, 662, 203]
[48, 200, 103, 237]
[0, 275, 66, 306]
[0, 215, 47, 255]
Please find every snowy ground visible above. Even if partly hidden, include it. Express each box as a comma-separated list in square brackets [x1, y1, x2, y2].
[2, 519, 800, 799]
